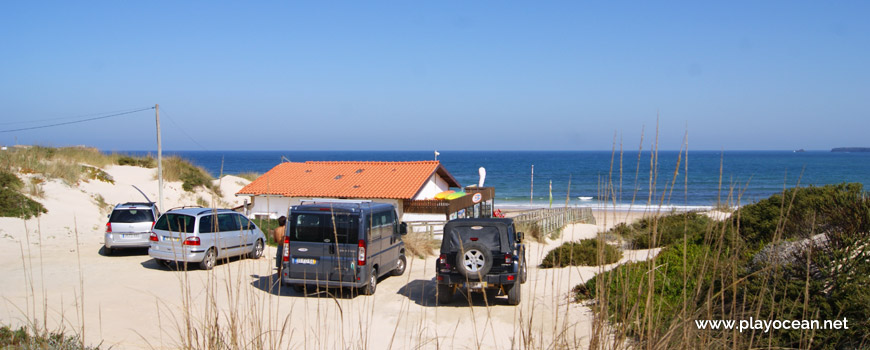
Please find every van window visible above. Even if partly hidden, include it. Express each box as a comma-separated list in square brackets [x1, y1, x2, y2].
[289, 213, 359, 244]
[110, 209, 154, 223]
[239, 215, 256, 230]
[199, 215, 218, 233]
[154, 213, 195, 233]
[218, 214, 240, 232]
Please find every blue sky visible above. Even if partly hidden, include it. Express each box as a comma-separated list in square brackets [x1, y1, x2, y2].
[1, 1, 868, 151]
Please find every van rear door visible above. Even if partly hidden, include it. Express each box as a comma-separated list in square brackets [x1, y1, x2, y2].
[286, 211, 360, 283]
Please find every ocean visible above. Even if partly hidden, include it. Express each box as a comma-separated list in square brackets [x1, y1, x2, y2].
[120, 150, 870, 210]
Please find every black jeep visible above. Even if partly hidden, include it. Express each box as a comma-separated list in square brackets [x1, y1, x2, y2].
[435, 218, 527, 305]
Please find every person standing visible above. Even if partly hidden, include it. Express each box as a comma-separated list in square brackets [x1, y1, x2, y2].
[273, 216, 286, 269]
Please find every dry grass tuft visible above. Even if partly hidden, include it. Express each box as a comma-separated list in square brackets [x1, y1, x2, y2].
[401, 231, 439, 258]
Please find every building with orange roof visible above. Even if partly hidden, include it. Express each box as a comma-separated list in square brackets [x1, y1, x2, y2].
[235, 161, 495, 222]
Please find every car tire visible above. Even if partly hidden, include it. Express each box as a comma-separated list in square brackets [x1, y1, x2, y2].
[437, 284, 453, 305]
[248, 239, 264, 259]
[199, 248, 217, 270]
[361, 268, 377, 295]
[293, 285, 306, 294]
[507, 283, 521, 305]
[520, 253, 528, 284]
[455, 242, 493, 280]
[391, 255, 407, 276]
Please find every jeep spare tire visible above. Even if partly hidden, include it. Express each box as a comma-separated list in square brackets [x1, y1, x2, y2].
[456, 241, 493, 280]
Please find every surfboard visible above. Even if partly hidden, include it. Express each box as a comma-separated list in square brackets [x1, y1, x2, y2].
[434, 190, 454, 200]
[446, 192, 466, 200]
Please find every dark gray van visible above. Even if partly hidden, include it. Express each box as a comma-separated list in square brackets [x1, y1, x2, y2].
[280, 200, 407, 295]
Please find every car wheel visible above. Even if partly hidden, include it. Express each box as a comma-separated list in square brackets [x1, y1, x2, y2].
[455, 242, 493, 280]
[437, 284, 453, 305]
[199, 248, 216, 270]
[103, 246, 113, 256]
[361, 268, 378, 295]
[520, 254, 528, 284]
[391, 255, 407, 276]
[293, 285, 306, 294]
[507, 283, 521, 305]
[248, 239, 264, 259]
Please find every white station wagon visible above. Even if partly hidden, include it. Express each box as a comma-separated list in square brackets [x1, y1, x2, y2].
[148, 208, 266, 270]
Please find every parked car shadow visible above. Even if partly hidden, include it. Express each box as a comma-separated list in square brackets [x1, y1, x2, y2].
[100, 246, 149, 257]
[397, 279, 507, 307]
[249, 273, 363, 299]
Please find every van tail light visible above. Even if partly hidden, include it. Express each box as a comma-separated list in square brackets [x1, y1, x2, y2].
[149, 232, 158, 242]
[358, 239, 367, 266]
[105, 222, 112, 233]
[182, 236, 201, 246]
[505, 253, 512, 264]
[282, 236, 290, 262]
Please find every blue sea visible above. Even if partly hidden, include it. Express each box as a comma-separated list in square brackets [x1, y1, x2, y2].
[119, 150, 870, 210]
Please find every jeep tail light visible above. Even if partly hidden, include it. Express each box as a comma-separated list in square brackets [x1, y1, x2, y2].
[149, 232, 158, 242]
[182, 236, 200, 246]
[505, 253, 512, 264]
[283, 236, 290, 262]
[358, 239, 367, 266]
[105, 222, 112, 233]
[507, 275, 515, 281]
[439, 254, 446, 265]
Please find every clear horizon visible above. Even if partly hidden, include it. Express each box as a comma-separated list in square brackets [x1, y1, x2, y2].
[2, 2, 868, 151]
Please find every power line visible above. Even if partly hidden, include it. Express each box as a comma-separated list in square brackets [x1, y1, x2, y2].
[159, 107, 209, 150]
[0, 107, 155, 133]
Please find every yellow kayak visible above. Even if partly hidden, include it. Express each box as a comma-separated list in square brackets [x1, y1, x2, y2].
[434, 190, 454, 200]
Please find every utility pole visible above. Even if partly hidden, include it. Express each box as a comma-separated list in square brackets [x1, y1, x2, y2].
[155, 104, 163, 210]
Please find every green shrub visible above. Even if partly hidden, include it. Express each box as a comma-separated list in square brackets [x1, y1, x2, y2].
[0, 171, 47, 219]
[162, 156, 214, 192]
[541, 239, 622, 268]
[736, 183, 863, 249]
[616, 211, 714, 248]
[578, 241, 716, 340]
[116, 155, 156, 168]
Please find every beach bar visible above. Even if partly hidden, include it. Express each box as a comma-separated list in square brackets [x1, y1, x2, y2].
[235, 161, 495, 223]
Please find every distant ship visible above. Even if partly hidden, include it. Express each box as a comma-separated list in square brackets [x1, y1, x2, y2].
[577, 196, 594, 200]
[793, 149, 806, 153]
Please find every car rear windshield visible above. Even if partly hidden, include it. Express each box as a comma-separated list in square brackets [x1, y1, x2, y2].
[109, 209, 155, 223]
[154, 213, 196, 233]
[289, 212, 359, 244]
[444, 225, 503, 251]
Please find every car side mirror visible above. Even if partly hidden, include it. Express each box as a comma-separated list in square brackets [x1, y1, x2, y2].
[517, 232, 524, 242]
[400, 222, 408, 235]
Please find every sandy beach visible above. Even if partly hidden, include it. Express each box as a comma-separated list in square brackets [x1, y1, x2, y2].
[0, 164, 663, 349]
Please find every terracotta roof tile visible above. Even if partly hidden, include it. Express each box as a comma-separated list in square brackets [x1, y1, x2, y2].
[236, 161, 460, 199]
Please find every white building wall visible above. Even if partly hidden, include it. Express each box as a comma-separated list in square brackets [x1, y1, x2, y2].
[413, 174, 450, 200]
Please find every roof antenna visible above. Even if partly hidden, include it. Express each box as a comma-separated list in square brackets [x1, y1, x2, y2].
[281, 155, 290, 163]
[434, 150, 440, 161]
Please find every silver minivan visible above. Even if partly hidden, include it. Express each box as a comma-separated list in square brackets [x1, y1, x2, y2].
[104, 202, 159, 255]
[280, 200, 407, 295]
[148, 208, 266, 270]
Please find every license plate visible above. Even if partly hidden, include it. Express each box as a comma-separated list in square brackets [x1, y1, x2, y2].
[465, 282, 488, 289]
[293, 258, 317, 265]
[163, 236, 180, 242]
[121, 234, 138, 239]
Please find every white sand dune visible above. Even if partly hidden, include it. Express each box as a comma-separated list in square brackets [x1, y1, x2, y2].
[0, 165, 656, 349]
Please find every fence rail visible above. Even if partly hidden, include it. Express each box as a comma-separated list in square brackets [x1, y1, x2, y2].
[512, 207, 595, 236]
